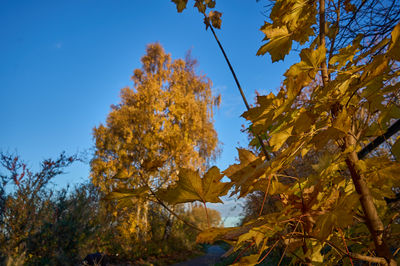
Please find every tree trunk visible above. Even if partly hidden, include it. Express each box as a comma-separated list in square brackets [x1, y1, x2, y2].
[143, 201, 149, 241]
[319, 0, 330, 86]
[345, 133, 396, 266]
[162, 211, 173, 241]
[136, 204, 141, 240]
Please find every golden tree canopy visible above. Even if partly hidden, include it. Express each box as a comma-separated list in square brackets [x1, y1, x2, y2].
[91, 43, 220, 193]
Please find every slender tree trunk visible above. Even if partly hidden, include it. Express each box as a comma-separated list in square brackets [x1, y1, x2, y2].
[143, 201, 149, 241]
[344, 132, 396, 266]
[162, 210, 173, 241]
[136, 204, 141, 240]
[319, 0, 330, 86]
[319, 0, 394, 263]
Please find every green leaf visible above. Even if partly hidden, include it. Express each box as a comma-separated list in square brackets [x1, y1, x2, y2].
[159, 166, 231, 204]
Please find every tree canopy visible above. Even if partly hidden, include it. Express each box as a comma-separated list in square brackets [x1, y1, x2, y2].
[90, 43, 221, 240]
[91, 43, 220, 190]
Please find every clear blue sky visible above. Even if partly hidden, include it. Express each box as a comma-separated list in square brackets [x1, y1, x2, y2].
[0, 0, 296, 223]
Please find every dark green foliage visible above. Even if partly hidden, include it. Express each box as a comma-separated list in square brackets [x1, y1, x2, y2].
[0, 152, 217, 265]
[0, 152, 102, 265]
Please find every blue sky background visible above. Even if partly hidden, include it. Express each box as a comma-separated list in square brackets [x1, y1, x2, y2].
[0, 0, 297, 225]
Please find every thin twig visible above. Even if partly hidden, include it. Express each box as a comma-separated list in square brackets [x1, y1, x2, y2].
[137, 172, 202, 232]
[233, 241, 255, 264]
[338, 228, 354, 266]
[278, 219, 301, 266]
[202, 200, 211, 228]
[207, 23, 270, 160]
[257, 238, 280, 264]
[259, 175, 272, 216]
[290, 232, 389, 265]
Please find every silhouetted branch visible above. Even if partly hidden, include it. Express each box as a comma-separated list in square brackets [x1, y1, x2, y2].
[358, 119, 400, 159]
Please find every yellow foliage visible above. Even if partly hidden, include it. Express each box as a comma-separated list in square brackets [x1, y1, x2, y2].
[90, 43, 220, 242]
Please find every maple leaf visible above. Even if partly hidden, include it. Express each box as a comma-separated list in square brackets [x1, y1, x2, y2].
[196, 227, 237, 244]
[224, 149, 268, 197]
[231, 254, 259, 266]
[392, 136, 400, 161]
[257, 23, 292, 62]
[105, 186, 149, 201]
[194, 0, 206, 13]
[158, 166, 231, 204]
[209, 11, 222, 29]
[388, 22, 400, 61]
[205, 0, 215, 8]
[171, 0, 188, 12]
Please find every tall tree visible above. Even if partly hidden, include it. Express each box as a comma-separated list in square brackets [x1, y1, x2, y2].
[90, 43, 220, 239]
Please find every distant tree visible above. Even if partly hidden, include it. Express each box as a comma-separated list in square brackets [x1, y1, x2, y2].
[90, 43, 220, 240]
[187, 203, 222, 230]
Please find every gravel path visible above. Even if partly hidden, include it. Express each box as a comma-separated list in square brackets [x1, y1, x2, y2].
[172, 245, 226, 266]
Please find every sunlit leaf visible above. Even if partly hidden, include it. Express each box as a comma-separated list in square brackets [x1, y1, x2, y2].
[257, 23, 292, 62]
[329, 35, 362, 69]
[388, 22, 400, 61]
[270, 126, 293, 151]
[159, 166, 231, 204]
[224, 149, 268, 197]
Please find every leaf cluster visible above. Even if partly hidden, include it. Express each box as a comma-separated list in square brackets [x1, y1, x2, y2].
[167, 0, 400, 265]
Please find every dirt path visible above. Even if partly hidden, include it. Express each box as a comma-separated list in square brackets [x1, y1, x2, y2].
[172, 245, 226, 266]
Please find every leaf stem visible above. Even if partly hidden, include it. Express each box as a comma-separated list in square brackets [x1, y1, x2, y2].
[202, 200, 210, 228]
[258, 175, 272, 216]
[338, 228, 354, 266]
[257, 239, 279, 264]
[233, 241, 255, 264]
[141, 176, 202, 232]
